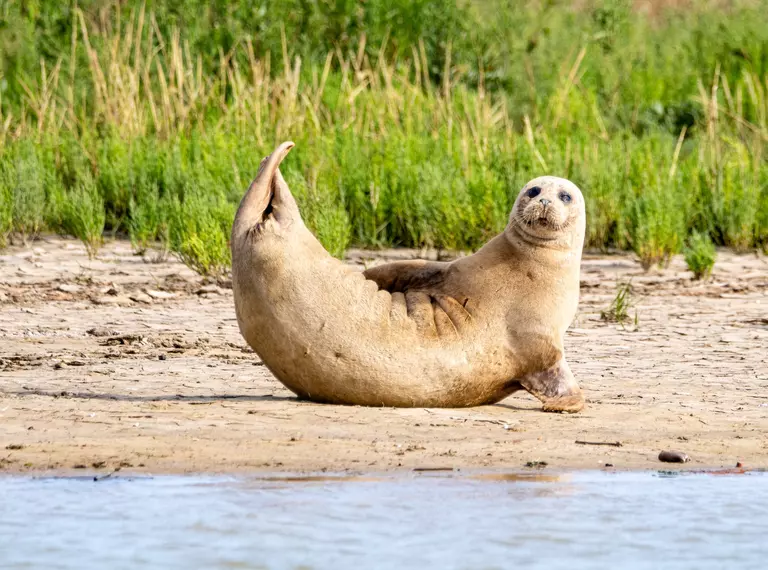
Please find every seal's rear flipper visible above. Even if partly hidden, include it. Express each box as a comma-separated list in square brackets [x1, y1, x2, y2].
[232, 141, 300, 240]
[518, 359, 584, 413]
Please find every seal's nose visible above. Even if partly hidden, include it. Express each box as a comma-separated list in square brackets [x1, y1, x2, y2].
[539, 198, 551, 207]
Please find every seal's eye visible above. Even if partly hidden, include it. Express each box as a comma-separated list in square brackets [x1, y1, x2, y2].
[559, 192, 572, 203]
[526, 186, 541, 199]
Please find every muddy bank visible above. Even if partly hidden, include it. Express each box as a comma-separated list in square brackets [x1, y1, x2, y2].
[1, 237, 767, 474]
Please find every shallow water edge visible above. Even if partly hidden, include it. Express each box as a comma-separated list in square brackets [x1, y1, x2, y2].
[3, 469, 767, 570]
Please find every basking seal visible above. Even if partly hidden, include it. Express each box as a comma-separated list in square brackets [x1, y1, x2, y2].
[231, 142, 586, 412]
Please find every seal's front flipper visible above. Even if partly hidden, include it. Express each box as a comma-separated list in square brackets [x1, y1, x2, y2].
[364, 260, 449, 293]
[518, 358, 584, 413]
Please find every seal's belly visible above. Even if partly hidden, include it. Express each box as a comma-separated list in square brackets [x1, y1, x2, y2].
[236, 259, 518, 406]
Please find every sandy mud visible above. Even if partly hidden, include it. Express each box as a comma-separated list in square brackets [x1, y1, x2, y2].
[1, 237, 767, 474]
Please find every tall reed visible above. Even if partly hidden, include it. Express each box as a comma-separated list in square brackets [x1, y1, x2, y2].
[0, 2, 766, 270]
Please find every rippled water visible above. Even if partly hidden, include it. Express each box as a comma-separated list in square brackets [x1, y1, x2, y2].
[1, 470, 766, 569]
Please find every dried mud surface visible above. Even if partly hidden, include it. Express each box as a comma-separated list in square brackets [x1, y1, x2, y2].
[1, 237, 767, 475]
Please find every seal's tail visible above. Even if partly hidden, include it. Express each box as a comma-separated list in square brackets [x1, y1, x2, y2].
[232, 141, 299, 240]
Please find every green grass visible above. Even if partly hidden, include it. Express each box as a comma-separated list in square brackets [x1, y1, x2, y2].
[0, 175, 11, 248]
[128, 182, 170, 259]
[0, 1, 767, 273]
[166, 179, 235, 277]
[61, 172, 106, 260]
[684, 231, 717, 279]
[5, 144, 47, 245]
[600, 281, 636, 326]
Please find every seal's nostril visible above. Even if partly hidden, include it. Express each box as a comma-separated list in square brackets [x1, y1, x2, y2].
[540, 198, 551, 207]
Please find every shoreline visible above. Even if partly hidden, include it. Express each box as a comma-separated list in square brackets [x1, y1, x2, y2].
[2, 237, 767, 476]
[0, 463, 759, 479]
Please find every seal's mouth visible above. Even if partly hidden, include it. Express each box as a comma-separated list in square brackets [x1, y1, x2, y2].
[513, 202, 572, 242]
[526, 215, 561, 230]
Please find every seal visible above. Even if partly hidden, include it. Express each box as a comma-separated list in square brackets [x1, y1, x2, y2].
[231, 141, 586, 412]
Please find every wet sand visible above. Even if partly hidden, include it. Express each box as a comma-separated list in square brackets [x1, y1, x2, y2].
[1, 237, 767, 474]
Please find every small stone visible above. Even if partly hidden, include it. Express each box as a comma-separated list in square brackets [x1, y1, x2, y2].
[86, 327, 120, 337]
[56, 283, 82, 294]
[196, 284, 223, 295]
[605, 463, 614, 467]
[93, 296, 133, 306]
[5, 444, 24, 450]
[91, 461, 106, 469]
[53, 361, 67, 370]
[103, 334, 145, 346]
[525, 460, 548, 468]
[158, 354, 167, 361]
[658, 450, 690, 463]
[145, 289, 176, 300]
[91, 296, 120, 305]
[129, 292, 153, 304]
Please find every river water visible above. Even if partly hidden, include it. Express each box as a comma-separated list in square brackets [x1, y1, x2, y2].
[1, 470, 766, 569]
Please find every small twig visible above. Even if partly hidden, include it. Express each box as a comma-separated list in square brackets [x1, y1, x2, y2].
[575, 440, 623, 447]
[470, 419, 508, 426]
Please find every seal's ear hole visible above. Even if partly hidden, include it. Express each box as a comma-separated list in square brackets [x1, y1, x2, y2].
[527, 186, 541, 199]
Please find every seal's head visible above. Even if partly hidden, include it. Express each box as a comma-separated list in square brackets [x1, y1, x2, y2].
[507, 176, 585, 250]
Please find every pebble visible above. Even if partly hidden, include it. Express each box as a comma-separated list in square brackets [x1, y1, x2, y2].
[91, 296, 132, 306]
[129, 292, 153, 304]
[658, 450, 690, 463]
[146, 289, 176, 300]
[91, 296, 120, 305]
[196, 284, 224, 295]
[86, 327, 120, 337]
[56, 283, 82, 294]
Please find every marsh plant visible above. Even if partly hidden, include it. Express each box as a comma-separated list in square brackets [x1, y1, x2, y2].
[600, 281, 637, 327]
[684, 232, 717, 280]
[167, 189, 235, 277]
[4, 149, 47, 245]
[128, 183, 170, 260]
[61, 174, 106, 260]
[0, 1, 766, 274]
[0, 168, 13, 248]
[0, 192, 11, 249]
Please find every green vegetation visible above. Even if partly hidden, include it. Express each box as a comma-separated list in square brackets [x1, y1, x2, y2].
[0, 1, 767, 271]
[600, 281, 637, 327]
[61, 172, 105, 259]
[684, 231, 717, 279]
